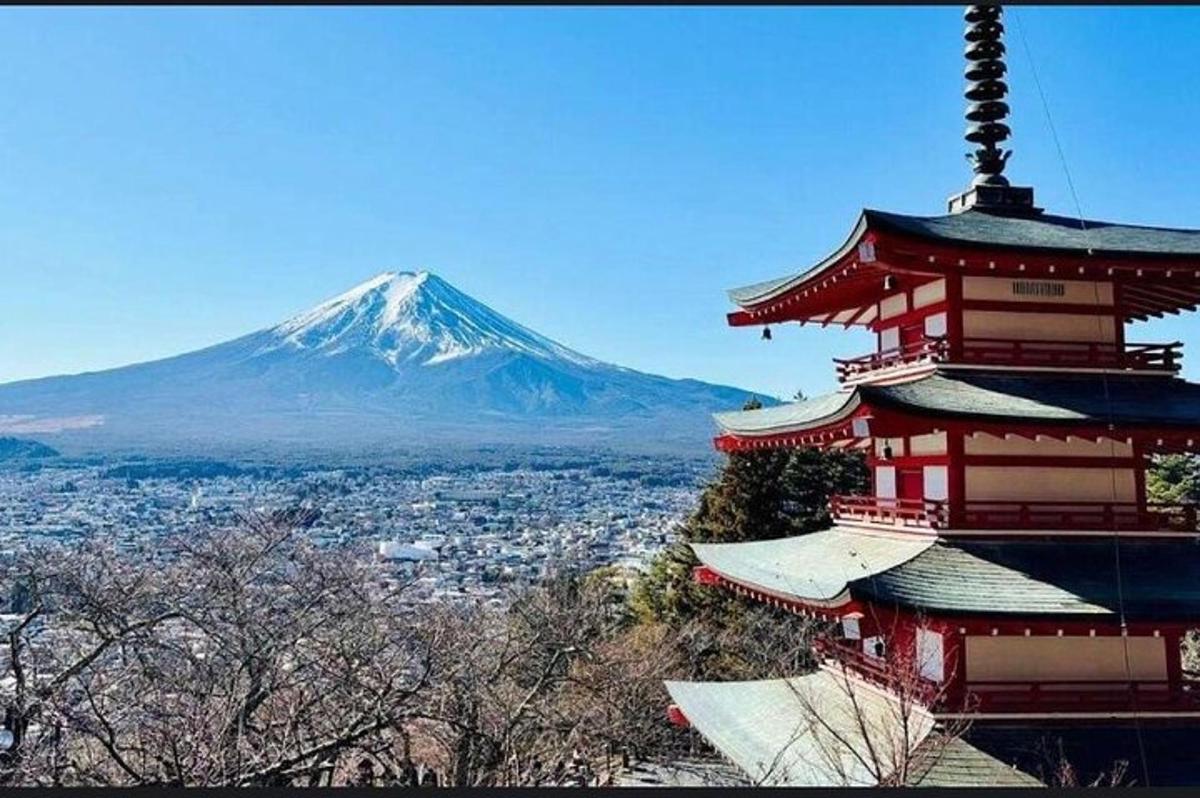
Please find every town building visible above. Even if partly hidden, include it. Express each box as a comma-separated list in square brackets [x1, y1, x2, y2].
[665, 5, 1200, 786]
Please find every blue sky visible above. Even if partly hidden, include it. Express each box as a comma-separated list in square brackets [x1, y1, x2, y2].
[3, 6, 1199, 399]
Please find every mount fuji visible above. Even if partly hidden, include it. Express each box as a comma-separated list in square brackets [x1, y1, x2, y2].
[0, 272, 762, 453]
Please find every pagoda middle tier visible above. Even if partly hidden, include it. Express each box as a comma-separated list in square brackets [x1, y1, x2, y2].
[714, 366, 1200, 535]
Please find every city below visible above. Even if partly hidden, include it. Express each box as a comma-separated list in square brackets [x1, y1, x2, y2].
[0, 448, 713, 604]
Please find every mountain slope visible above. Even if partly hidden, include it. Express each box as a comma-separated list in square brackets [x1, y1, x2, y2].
[0, 272, 763, 453]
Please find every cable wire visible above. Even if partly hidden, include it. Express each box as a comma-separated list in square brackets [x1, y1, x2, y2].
[1011, 8, 1151, 786]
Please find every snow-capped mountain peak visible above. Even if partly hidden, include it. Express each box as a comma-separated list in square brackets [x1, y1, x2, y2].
[266, 271, 599, 368]
[0, 269, 762, 450]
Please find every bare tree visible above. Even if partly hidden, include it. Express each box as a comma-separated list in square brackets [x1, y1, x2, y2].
[0, 510, 433, 786]
[1, 512, 825, 787]
[412, 572, 670, 786]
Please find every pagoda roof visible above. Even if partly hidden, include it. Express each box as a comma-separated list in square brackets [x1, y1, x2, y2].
[713, 390, 859, 437]
[871, 208, 1200, 260]
[693, 532, 1200, 619]
[728, 208, 1200, 310]
[869, 371, 1200, 427]
[665, 670, 1041, 786]
[664, 669, 937, 787]
[863, 538, 1200, 620]
[667, 674, 1200, 786]
[691, 528, 933, 606]
[715, 370, 1200, 440]
[906, 735, 1046, 788]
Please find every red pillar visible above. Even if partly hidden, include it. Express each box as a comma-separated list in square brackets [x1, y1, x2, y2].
[945, 273, 965, 362]
[1132, 437, 1148, 516]
[1164, 631, 1183, 691]
[947, 429, 966, 528]
[1112, 280, 1127, 351]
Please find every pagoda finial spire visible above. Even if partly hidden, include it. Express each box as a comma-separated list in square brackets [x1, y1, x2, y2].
[948, 4, 1039, 215]
[964, 4, 1010, 187]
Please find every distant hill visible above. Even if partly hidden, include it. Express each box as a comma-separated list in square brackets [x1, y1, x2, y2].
[0, 272, 767, 454]
[0, 437, 60, 461]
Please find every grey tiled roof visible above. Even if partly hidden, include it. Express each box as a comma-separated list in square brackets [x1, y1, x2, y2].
[859, 539, 1200, 619]
[691, 528, 933, 604]
[665, 672, 1046, 787]
[713, 390, 857, 435]
[715, 371, 1200, 437]
[908, 735, 1045, 787]
[665, 670, 935, 786]
[863, 371, 1200, 428]
[727, 214, 869, 307]
[691, 531, 1200, 618]
[868, 208, 1200, 258]
[727, 207, 1200, 308]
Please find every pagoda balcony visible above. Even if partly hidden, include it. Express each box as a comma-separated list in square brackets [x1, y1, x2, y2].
[835, 338, 949, 383]
[959, 338, 1183, 373]
[966, 679, 1200, 715]
[830, 495, 1200, 533]
[835, 338, 1182, 383]
[959, 501, 1200, 532]
[829, 495, 948, 529]
[825, 640, 1200, 715]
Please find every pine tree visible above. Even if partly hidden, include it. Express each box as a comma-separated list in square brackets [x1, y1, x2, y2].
[779, 447, 869, 534]
[1147, 454, 1200, 505]
[683, 449, 792, 543]
[631, 437, 868, 626]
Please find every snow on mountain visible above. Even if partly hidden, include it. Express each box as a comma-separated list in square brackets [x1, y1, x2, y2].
[0, 272, 765, 453]
[265, 271, 598, 368]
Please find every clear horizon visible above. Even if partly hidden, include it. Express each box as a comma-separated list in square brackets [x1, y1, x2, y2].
[5, 6, 1200, 400]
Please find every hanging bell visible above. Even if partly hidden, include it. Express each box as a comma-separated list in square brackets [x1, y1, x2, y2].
[762, 326, 773, 341]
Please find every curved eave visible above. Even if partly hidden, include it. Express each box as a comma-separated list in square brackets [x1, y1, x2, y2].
[726, 214, 882, 327]
[726, 209, 1200, 325]
[713, 391, 864, 452]
[664, 671, 936, 787]
[690, 528, 935, 609]
[728, 213, 870, 307]
[857, 539, 1200, 621]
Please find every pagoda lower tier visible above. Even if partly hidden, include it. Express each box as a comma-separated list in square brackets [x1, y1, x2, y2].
[665, 669, 1200, 786]
[714, 366, 1200, 536]
[687, 527, 1200, 718]
[665, 668, 1042, 787]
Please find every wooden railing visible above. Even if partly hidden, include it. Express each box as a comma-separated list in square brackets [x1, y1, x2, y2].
[960, 501, 1200, 532]
[834, 338, 1181, 383]
[830, 495, 1200, 533]
[820, 644, 1200, 715]
[960, 338, 1182, 372]
[830, 495, 947, 529]
[834, 338, 948, 382]
[967, 680, 1200, 713]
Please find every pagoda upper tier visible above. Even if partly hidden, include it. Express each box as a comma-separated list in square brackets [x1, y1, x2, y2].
[730, 208, 1200, 384]
[731, 207, 1200, 324]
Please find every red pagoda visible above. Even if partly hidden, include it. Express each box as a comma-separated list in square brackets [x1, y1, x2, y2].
[665, 5, 1200, 787]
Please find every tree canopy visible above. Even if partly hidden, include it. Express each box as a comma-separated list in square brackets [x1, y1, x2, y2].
[631, 445, 867, 627]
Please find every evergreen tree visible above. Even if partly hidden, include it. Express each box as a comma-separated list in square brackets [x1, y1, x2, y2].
[627, 541, 719, 626]
[631, 433, 868, 626]
[779, 448, 869, 534]
[682, 448, 792, 543]
[1147, 454, 1200, 504]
